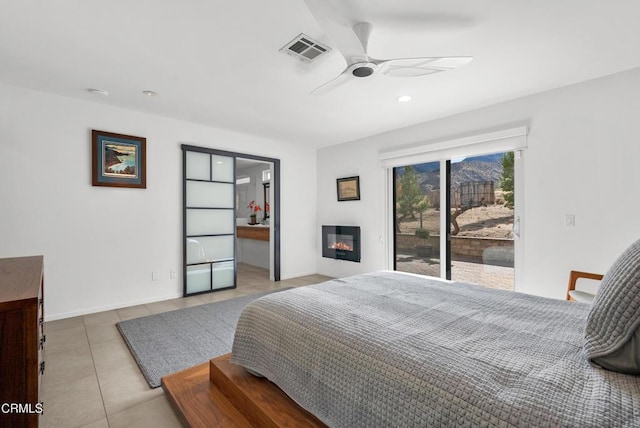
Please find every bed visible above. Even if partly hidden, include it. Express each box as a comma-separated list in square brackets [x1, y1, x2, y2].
[231, 244, 640, 428]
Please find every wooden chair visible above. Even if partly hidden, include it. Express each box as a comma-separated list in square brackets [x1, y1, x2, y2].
[566, 270, 604, 303]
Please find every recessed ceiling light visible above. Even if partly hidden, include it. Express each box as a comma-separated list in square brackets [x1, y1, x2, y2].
[142, 90, 158, 97]
[87, 88, 109, 96]
[397, 95, 412, 102]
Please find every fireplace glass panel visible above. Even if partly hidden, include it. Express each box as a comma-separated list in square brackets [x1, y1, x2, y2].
[322, 225, 360, 262]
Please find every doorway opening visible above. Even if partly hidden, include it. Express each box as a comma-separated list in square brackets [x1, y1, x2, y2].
[236, 158, 273, 283]
[182, 145, 280, 297]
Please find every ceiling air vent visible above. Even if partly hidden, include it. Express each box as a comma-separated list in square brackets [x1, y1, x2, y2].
[280, 33, 331, 63]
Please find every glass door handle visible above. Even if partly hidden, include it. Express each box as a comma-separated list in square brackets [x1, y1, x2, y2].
[513, 216, 521, 238]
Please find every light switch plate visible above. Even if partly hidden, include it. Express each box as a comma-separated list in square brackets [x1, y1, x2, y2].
[565, 214, 575, 227]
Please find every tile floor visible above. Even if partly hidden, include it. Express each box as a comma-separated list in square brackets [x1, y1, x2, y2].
[40, 264, 331, 428]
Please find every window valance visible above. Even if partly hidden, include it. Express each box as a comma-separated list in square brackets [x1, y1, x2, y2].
[379, 126, 528, 168]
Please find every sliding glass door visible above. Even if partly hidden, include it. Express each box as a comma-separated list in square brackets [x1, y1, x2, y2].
[448, 153, 515, 290]
[184, 149, 236, 295]
[394, 152, 516, 291]
[393, 162, 442, 277]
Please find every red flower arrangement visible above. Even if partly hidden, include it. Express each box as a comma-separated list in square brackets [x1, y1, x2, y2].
[248, 200, 262, 215]
[248, 200, 262, 224]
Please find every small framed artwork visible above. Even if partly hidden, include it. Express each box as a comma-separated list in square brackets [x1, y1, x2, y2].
[92, 130, 146, 188]
[336, 176, 360, 201]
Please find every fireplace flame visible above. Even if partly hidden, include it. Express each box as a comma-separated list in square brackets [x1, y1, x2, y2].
[329, 241, 353, 251]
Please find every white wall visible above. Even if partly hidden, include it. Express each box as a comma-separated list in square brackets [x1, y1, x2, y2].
[317, 67, 640, 299]
[0, 83, 317, 320]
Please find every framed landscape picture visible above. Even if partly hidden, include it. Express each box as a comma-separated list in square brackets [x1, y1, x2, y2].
[337, 176, 360, 201]
[92, 130, 146, 188]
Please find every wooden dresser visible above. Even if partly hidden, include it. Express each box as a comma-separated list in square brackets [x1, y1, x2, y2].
[0, 256, 45, 428]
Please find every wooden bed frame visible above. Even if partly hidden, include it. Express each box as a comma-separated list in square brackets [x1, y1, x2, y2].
[162, 353, 326, 427]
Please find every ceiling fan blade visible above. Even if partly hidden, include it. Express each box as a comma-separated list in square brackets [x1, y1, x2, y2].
[375, 56, 473, 77]
[309, 68, 353, 96]
[303, 0, 368, 64]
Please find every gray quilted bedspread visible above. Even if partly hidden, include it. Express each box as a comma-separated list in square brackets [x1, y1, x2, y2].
[231, 271, 640, 427]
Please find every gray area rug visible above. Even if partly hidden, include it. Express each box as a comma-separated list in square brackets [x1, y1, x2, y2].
[117, 289, 286, 388]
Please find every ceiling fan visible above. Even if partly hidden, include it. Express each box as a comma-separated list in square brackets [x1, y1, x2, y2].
[304, 0, 473, 95]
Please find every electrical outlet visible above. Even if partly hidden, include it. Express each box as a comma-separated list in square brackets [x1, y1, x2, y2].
[152, 271, 159, 281]
[170, 269, 177, 279]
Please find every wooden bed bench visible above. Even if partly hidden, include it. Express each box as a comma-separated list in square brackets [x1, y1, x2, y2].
[162, 353, 325, 427]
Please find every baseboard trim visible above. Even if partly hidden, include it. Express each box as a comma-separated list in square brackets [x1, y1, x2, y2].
[45, 292, 184, 321]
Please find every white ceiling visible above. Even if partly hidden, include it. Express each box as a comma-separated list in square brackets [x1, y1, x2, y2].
[1, 1, 639, 149]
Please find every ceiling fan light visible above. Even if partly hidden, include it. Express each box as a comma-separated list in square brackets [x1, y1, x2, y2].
[352, 66, 374, 78]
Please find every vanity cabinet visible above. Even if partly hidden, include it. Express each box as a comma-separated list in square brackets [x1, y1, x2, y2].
[237, 226, 270, 241]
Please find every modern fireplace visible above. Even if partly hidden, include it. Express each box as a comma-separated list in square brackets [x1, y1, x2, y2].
[322, 225, 361, 263]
